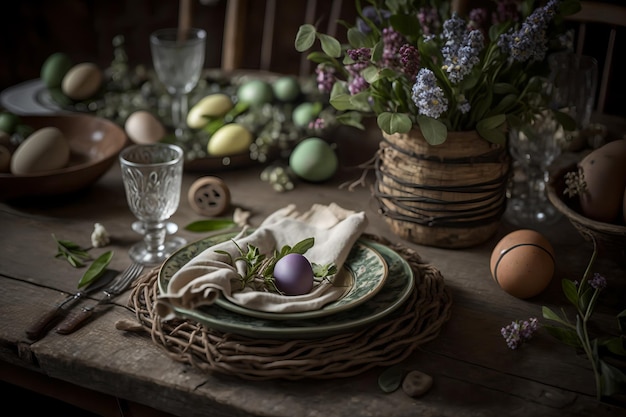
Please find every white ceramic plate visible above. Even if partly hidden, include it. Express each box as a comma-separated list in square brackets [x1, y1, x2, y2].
[158, 235, 415, 339]
[0, 79, 61, 115]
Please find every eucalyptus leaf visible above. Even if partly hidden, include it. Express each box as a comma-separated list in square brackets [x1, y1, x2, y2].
[416, 115, 447, 145]
[562, 279, 579, 306]
[77, 250, 113, 289]
[543, 324, 582, 348]
[294, 24, 316, 52]
[290, 237, 315, 255]
[347, 26, 371, 48]
[603, 336, 626, 357]
[378, 112, 412, 135]
[542, 306, 570, 327]
[184, 219, 237, 232]
[318, 33, 342, 58]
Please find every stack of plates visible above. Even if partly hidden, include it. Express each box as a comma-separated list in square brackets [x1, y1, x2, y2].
[157, 231, 416, 339]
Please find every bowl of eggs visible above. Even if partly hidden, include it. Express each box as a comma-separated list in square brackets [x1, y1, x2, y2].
[547, 139, 626, 255]
[0, 113, 127, 200]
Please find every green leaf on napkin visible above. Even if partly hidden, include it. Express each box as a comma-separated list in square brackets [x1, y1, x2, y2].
[184, 219, 237, 232]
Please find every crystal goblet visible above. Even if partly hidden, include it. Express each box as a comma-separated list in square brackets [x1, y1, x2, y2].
[119, 143, 186, 265]
[150, 27, 206, 139]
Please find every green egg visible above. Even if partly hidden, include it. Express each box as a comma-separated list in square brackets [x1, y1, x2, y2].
[0, 112, 20, 134]
[237, 79, 274, 106]
[292, 102, 321, 128]
[41, 52, 73, 89]
[272, 76, 301, 102]
[289, 137, 338, 182]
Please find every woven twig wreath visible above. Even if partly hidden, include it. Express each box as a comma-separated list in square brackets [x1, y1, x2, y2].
[128, 234, 452, 380]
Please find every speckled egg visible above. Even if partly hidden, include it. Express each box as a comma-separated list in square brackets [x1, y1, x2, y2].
[10, 127, 70, 175]
[289, 137, 338, 182]
[124, 110, 166, 145]
[489, 229, 555, 299]
[187, 93, 234, 129]
[207, 123, 253, 156]
[61, 62, 103, 101]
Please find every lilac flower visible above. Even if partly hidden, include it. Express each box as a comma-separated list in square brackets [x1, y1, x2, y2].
[498, 0, 560, 63]
[468, 8, 489, 39]
[417, 6, 441, 35]
[492, 0, 521, 25]
[347, 47, 371, 62]
[357, 5, 391, 33]
[399, 44, 420, 79]
[456, 94, 470, 114]
[501, 317, 539, 350]
[441, 14, 484, 84]
[589, 273, 607, 290]
[411, 68, 448, 119]
[315, 64, 336, 94]
[382, 27, 405, 69]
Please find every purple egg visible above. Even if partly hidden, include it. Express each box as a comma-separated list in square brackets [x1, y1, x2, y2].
[273, 253, 314, 296]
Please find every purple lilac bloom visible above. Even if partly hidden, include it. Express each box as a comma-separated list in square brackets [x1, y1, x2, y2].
[441, 14, 485, 84]
[589, 273, 607, 290]
[345, 48, 372, 95]
[411, 68, 448, 119]
[492, 0, 521, 25]
[400, 44, 420, 79]
[382, 27, 405, 69]
[498, 0, 560, 63]
[501, 317, 539, 350]
[315, 64, 336, 94]
[357, 5, 391, 33]
[468, 8, 489, 39]
[417, 6, 441, 35]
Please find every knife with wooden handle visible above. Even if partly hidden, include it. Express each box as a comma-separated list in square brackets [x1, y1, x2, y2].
[55, 262, 144, 335]
[25, 274, 115, 340]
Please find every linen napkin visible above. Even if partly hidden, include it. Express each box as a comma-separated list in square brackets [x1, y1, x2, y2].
[156, 203, 368, 321]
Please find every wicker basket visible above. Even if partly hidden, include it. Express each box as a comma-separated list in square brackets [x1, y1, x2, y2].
[374, 129, 511, 248]
[547, 163, 626, 260]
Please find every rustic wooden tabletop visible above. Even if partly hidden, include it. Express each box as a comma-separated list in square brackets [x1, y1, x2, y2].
[1, 125, 625, 417]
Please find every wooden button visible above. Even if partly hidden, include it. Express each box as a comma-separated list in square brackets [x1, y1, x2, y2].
[187, 176, 231, 217]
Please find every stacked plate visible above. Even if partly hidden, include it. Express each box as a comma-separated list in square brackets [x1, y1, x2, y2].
[157, 231, 416, 339]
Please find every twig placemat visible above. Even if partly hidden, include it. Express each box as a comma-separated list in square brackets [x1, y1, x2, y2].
[127, 234, 452, 380]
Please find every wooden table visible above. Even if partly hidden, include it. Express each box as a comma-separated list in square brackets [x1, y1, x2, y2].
[1, 127, 625, 417]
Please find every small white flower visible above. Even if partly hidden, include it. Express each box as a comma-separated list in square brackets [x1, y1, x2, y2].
[91, 223, 110, 248]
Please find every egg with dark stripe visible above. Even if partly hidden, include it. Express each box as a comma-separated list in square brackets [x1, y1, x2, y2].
[489, 229, 555, 299]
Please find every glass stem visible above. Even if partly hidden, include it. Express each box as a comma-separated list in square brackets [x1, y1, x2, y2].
[171, 92, 188, 139]
[143, 221, 167, 254]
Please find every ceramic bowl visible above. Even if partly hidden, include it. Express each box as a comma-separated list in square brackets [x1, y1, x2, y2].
[0, 114, 127, 200]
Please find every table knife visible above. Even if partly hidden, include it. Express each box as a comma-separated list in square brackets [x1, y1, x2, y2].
[25, 272, 115, 340]
[55, 262, 144, 335]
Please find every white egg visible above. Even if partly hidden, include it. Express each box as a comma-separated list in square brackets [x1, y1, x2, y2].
[124, 111, 166, 144]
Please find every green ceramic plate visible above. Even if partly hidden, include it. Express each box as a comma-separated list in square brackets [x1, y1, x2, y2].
[158, 234, 415, 339]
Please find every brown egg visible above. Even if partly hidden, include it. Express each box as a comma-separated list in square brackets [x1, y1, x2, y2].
[490, 229, 555, 299]
[578, 139, 626, 223]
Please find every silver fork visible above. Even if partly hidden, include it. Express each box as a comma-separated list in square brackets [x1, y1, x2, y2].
[56, 261, 145, 335]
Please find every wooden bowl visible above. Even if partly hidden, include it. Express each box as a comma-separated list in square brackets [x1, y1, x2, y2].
[0, 114, 127, 200]
[547, 163, 626, 255]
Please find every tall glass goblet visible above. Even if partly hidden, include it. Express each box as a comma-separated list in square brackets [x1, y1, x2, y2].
[120, 143, 186, 265]
[505, 110, 563, 227]
[150, 27, 206, 139]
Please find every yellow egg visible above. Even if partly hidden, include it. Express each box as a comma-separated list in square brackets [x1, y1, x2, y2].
[187, 94, 234, 129]
[489, 229, 555, 299]
[207, 123, 252, 156]
[124, 111, 166, 145]
[289, 137, 338, 182]
[61, 62, 102, 101]
[10, 127, 70, 175]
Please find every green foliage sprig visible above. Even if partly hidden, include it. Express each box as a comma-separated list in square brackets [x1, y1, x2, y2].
[52, 234, 113, 289]
[217, 237, 337, 294]
[542, 238, 626, 400]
